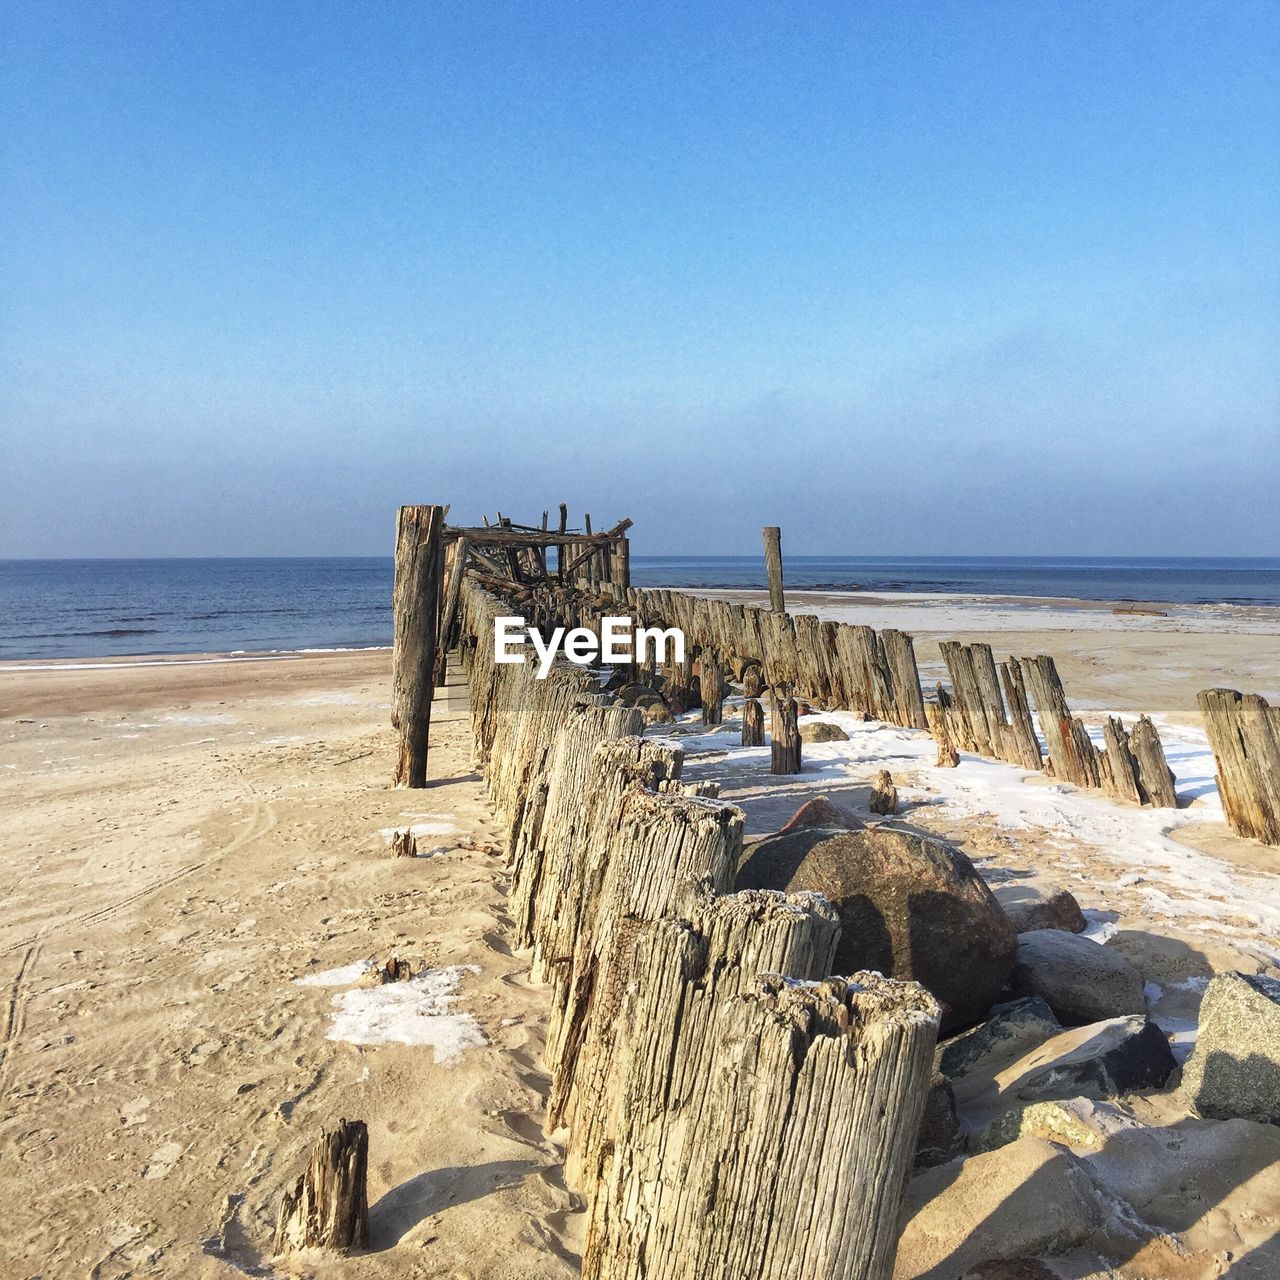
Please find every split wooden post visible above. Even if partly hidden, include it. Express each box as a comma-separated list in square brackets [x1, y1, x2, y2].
[392, 504, 445, 787]
[762, 525, 785, 612]
[274, 1118, 369, 1255]
[1131, 714, 1179, 808]
[742, 696, 764, 746]
[926, 698, 960, 768]
[769, 686, 802, 774]
[434, 534, 469, 686]
[1198, 689, 1280, 843]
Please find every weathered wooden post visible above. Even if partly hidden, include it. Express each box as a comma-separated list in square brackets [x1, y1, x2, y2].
[926, 697, 960, 768]
[581, 973, 940, 1280]
[762, 525, 785, 612]
[769, 686, 802, 774]
[741, 696, 764, 746]
[1198, 689, 1280, 843]
[392, 504, 445, 787]
[434, 534, 469, 686]
[274, 1118, 369, 1255]
[700, 649, 724, 725]
[614, 532, 631, 591]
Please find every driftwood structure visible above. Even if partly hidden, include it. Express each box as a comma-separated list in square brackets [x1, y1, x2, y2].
[396, 503, 1187, 807]
[452, 575, 941, 1280]
[390, 505, 634, 784]
[379, 504, 1280, 1280]
[1199, 689, 1280, 845]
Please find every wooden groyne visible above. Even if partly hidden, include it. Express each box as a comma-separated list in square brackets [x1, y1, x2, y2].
[457, 578, 941, 1279]
[391, 507, 1192, 831]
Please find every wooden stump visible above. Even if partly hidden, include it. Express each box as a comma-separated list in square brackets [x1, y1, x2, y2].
[926, 699, 960, 768]
[769, 687, 801, 774]
[1132, 714, 1179, 808]
[566, 889, 841, 1191]
[1020, 655, 1100, 789]
[742, 661, 764, 698]
[545, 788, 743, 1130]
[741, 696, 764, 747]
[1100, 716, 1143, 805]
[274, 1118, 369, 1255]
[1000, 658, 1043, 770]
[390, 829, 418, 858]
[581, 973, 940, 1280]
[700, 649, 724, 726]
[392, 504, 445, 787]
[870, 769, 899, 815]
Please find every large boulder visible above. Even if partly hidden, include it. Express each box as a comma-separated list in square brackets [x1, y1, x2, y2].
[776, 795, 862, 833]
[737, 825, 1016, 1032]
[895, 1138, 1106, 1280]
[992, 878, 1086, 934]
[1011, 930, 1145, 1025]
[1182, 972, 1280, 1125]
[1009, 1015, 1176, 1105]
[799, 720, 849, 744]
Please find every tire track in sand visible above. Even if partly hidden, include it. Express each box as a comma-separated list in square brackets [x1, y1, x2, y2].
[0, 938, 42, 1087]
[0, 760, 278, 958]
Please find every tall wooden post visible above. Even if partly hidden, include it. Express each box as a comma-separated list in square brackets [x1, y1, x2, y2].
[614, 534, 631, 591]
[763, 526, 785, 613]
[393, 504, 445, 787]
[434, 534, 469, 687]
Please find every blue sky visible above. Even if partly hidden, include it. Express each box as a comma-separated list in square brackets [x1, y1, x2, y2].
[2, 2, 1277, 556]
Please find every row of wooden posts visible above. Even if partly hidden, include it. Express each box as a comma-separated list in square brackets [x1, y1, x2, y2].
[393, 505, 1280, 848]
[457, 578, 940, 1280]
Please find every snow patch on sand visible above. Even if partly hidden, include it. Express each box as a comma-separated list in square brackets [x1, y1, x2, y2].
[326, 966, 485, 1062]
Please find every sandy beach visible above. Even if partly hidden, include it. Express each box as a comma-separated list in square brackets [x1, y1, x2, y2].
[2, 589, 1279, 1277]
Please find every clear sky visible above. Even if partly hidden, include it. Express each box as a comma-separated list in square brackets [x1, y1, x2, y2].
[2, 2, 1277, 557]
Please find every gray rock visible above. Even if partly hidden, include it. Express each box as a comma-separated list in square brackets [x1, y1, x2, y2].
[1011, 929, 1145, 1025]
[737, 825, 1016, 1033]
[939, 997, 1061, 1080]
[1182, 971, 1280, 1125]
[973, 1097, 1143, 1154]
[993, 877, 1086, 933]
[798, 720, 849, 743]
[1012, 1015, 1176, 1104]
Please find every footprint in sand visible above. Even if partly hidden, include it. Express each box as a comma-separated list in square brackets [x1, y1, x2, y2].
[142, 1141, 183, 1179]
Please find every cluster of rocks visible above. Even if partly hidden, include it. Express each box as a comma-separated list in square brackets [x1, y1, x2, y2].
[739, 795, 1280, 1278]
